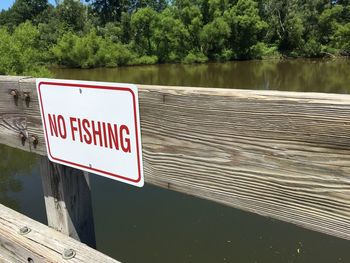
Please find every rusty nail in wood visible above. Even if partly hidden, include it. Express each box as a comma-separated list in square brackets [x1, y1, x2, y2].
[19, 226, 31, 235]
[31, 135, 38, 148]
[62, 248, 76, 260]
[10, 89, 19, 97]
[19, 131, 27, 145]
[23, 92, 31, 106]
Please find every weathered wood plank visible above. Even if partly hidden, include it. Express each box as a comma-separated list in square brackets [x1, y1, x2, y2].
[0, 204, 119, 263]
[40, 156, 96, 248]
[0, 76, 30, 152]
[19, 78, 44, 154]
[1, 77, 350, 241]
[139, 84, 350, 240]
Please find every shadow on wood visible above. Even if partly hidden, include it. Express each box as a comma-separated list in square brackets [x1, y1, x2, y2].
[40, 156, 96, 248]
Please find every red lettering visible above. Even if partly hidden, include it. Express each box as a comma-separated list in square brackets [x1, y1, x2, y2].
[92, 120, 103, 146]
[108, 123, 119, 150]
[82, 119, 92, 144]
[58, 116, 130, 152]
[77, 118, 83, 142]
[102, 122, 108, 147]
[70, 117, 77, 141]
[48, 114, 58, 137]
[120, 125, 131, 153]
[57, 115, 67, 139]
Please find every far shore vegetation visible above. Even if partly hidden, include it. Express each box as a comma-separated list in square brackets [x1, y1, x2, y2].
[1, 0, 350, 76]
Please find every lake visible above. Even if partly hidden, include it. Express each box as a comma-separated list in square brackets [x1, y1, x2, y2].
[1, 59, 350, 262]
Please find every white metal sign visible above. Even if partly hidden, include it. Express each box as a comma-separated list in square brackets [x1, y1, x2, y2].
[37, 78, 144, 187]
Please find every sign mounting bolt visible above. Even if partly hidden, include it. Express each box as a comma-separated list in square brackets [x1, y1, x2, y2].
[19, 226, 31, 235]
[31, 135, 39, 148]
[19, 131, 27, 146]
[23, 92, 31, 106]
[62, 248, 76, 260]
[10, 89, 19, 97]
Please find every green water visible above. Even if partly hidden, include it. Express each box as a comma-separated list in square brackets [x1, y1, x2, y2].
[1, 59, 350, 263]
[53, 59, 350, 94]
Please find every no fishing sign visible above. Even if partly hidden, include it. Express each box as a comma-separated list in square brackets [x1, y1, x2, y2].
[36, 79, 144, 187]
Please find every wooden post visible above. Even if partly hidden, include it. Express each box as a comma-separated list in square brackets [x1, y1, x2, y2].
[40, 156, 96, 248]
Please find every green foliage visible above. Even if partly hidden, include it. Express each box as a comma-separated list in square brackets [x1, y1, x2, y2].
[200, 17, 230, 58]
[318, 5, 344, 44]
[224, 0, 267, 58]
[334, 22, 350, 54]
[302, 38, 323, 57]
[56, 0, 87, 32]
[131, 7, 158, 56]
[0, 22, 51, 76]
[52, 30, 134, 68]
[130, 55, 158, 65]
[87, 0, 127, 24]
[249, 42, 280, 59]
[182, 51, 208, 63]
[154, 9, 190, 62]
[0, 0, 49, 28]
[1, 0, 350, 74]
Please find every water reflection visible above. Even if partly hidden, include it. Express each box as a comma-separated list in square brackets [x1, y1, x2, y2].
[1, 60, 350, 262]
[0, 145, 33, 209]
[53, 59, 350, 94]
[0, 144, 46, 223]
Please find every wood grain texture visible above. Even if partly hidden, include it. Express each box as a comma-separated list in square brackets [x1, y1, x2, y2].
[1, 77, 350, 240]
[20, 78, 44, 154]
[139, 84, 350, 240]
[0, 76, 30, 151]
[40, 156, 96, 248]
[0, 204, 119, 263]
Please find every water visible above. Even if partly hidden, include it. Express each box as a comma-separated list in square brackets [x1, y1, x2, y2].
[1, 59, 350, 262]
[52, 59, 350, 94]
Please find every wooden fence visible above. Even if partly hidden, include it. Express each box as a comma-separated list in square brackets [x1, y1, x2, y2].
[1, 75, 350, 260]
[0, 204, 119, 262]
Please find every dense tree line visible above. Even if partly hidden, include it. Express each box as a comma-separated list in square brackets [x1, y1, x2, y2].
[0, 0, 350, 76]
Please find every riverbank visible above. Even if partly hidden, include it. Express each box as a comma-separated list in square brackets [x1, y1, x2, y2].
[2, 0, 350, 78]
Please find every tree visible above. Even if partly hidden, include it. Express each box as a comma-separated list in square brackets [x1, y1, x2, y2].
[2, 0, 49, 27]
[0, 22, 51, 76]
[154, 8, 190, 61]
[334, 22, 350, 54]
[224, 0, 267, 58]
[174, 1, 203, 52]
[86, 0, 129, 24]
[57, 0, 87, 31]
[200, 17, 230, 58]
[318, 5, 344, 44]
[131, 7, 158, 55]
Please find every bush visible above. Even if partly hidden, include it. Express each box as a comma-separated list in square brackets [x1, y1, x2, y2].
[52, 30, 134, 68]
[334, 23, 350, 55]
[182, 52, 208, 63]
[250, 43, 280, 59]
[129, 55, 158, 65]
[0, 22, 51, 77]
[302, 38, 322, 58]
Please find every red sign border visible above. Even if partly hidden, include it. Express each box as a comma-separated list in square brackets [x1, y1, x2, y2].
[38, 81, 142, 184]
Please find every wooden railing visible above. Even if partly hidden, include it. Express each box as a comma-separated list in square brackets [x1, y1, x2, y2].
[1, 75, 350, 260]
[0, 203, 119, 262]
